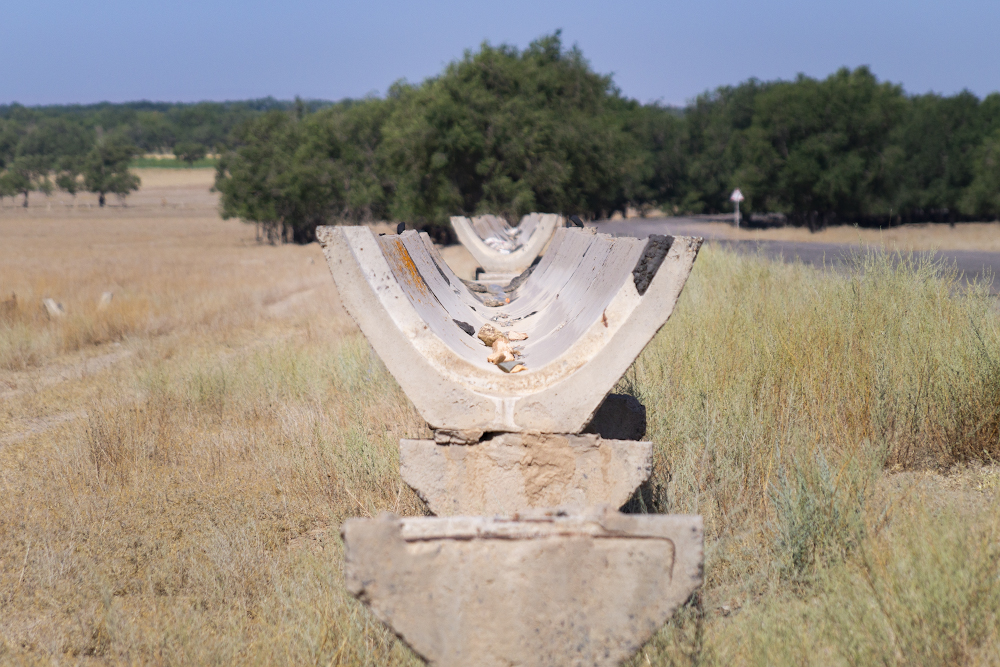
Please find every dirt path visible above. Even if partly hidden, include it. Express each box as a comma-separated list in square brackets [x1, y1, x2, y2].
[0, 346, 134, 401]
[0, 410, 86, 447]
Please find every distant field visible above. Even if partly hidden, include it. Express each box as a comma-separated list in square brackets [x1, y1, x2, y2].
[1, 174, 999, 664]
[131, 156, 219, 169]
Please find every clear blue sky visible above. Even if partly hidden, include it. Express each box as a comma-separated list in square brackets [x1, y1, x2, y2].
[4, 0, 999, 106]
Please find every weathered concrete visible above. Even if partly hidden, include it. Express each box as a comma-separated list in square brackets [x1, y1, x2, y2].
[342, 507, 704, 667]
[451, 212, 562, 274]
[400, 433, 651, 515]
[317, 225, 702, 433]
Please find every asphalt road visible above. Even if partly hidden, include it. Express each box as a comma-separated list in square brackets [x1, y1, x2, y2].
[593, 217, 1000, 294]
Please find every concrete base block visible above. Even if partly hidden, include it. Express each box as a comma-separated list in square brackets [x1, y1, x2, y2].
[342, 507, 704, 667]
[400, 433, 651, 516]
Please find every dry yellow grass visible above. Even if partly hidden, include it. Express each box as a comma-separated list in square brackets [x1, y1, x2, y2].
[1, 172, 999, 665]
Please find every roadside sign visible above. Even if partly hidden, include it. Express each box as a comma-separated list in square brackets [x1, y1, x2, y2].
[730, 189, 744, 202]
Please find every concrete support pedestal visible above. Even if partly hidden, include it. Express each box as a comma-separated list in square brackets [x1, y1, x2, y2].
[342, 507, 704, 667]
[401, 433, 651, 516]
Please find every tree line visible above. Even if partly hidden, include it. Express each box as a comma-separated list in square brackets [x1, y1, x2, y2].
[0, 119, 142, 207]
[0, 98, 329, 207]
[4, 34, 999, 232]
[214, 34, 1000, 241]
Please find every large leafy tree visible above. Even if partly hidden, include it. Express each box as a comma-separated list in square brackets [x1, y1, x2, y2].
[81, 133, 140, 206]
[732, 67, 907, 226]
[960, 128, 1000, 218]
[379, 32, 644, 225]
[216, 100, 392, 243]
[887, 91, 987, 220]
[682, 79, 767, 214]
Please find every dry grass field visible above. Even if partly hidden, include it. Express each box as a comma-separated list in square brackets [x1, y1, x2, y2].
[2, 170, 1000, 665]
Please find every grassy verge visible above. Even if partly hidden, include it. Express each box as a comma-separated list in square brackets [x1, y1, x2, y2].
[1, 245, 999, 664]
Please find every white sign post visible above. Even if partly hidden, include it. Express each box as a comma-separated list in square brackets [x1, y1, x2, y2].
[730, 188, 744, 228]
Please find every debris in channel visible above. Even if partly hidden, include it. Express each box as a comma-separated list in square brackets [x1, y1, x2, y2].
[478, 323, 528, 371]
[498, 360, 527, 373]
[487, 337, 516, 364]
[477, 323, 504, 345]
[453, 319, 476, 336]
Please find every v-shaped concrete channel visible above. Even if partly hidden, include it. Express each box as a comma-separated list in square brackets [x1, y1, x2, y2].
[318, 226, 701, 434]
[450, 212, 563, 277]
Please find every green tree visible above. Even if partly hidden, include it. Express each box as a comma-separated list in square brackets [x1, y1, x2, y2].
[681, 79, 766, 214]
[3, 118, 89, 206]
[732, 68, 906, 227]
[379, 32, 644, 225]
[628, 104, 687, 213]
[888, 91, 986, 221]
[216, 111, 329, 243]
[173, 141, 207, 165]
[216, 102, 391, 243]
[82, 133, 140, 206]
[959, 128, 1000, 218]
[55, 157, 83, 197]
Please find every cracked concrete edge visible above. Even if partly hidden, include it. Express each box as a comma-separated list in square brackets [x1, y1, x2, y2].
[316, 225, 702, 433]
[450, 213, 562, 273]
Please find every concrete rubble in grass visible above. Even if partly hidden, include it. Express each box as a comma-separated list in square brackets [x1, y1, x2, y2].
[342, 506, 704, 667]
[399, 433, 651, 516]
[42, 298, 65, 318]
[451, 212, 562, 277]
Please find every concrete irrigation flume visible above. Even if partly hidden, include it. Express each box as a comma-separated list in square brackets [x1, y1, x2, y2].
[450, 213, 563, 280]
[317, 223, 705, 666]
[317, 226, 701, 434]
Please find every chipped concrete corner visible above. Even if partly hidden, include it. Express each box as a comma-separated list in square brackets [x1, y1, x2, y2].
[342, 508, 705, 667]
